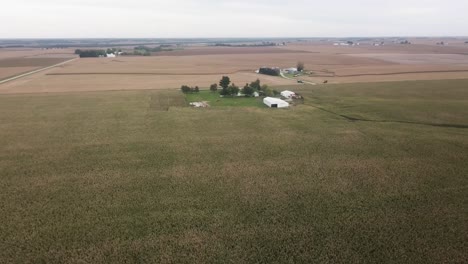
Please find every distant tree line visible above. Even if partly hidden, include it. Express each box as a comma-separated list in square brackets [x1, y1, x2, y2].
[259, 67, 280, 76]
[131, 45, 174, 56]
[213, 42, 280, 47]
[75, 49, 107, 58]
[180, 85, 200, 93]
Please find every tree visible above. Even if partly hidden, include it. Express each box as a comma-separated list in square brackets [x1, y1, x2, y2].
[242, 83, 254, 97]
[210, 83, 218, 92]
[259, 67, 280, 76]
[250, 79, 261, 91]
[260, 84, 273, 96]
[180, 85, 191, 93]
[219, 76, 231, 89]
[229, 84, 240, 96]
[194, 86, 199, 93]
[297, 61, 305, 72]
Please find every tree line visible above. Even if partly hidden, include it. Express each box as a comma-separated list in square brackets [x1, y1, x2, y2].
[181, 76, 279, 97]
[180, 85, 200, 93]
[215, 76, 278, 97]
[75, 49, 107, 58]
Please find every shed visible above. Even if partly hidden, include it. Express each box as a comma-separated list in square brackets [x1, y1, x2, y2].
[281, 90, 296, 99]
[263, 97, 289, 108]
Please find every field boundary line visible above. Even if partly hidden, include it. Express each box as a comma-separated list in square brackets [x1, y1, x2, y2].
[45, 69, 254, 76]
[0, 58, 78, 85]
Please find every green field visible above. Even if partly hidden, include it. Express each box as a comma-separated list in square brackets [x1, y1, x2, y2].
[185, 90, 265, 107]
[0, 79, 467, 263]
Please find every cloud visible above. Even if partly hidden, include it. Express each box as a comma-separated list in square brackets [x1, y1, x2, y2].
[1, 0, 467, 37]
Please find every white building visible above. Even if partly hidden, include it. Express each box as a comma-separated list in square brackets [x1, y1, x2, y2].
[284, 67, 298, 74]
[106, 53, 116, 58]
[263, 97, 289, 108]
[281, 90, 296, 99]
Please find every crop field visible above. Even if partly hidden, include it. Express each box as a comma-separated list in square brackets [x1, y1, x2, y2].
[1, 42, 467, 93]
[0, 49, 77, 81]
[0, 79, 467, 263]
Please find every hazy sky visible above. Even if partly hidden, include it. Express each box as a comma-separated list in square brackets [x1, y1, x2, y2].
[2, 0, 467, 38]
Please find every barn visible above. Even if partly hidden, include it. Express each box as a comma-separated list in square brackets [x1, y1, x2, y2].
[263, 97, 289, 108]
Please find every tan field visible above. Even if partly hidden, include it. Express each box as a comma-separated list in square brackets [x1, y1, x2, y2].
[1, 42, 468, 93]
[0, 48, 77, 82]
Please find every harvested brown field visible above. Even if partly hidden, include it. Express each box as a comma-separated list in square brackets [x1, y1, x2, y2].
[0, 58, 77, 82]
[2, 42, 468, 93]
[153, 46, 313, 56]
[0, 71, 293, 94]
[348, 53, 468, 65]
[0, 67, 39, 80]
[0, 57, 71, 67]
[0, 48, 76, 59]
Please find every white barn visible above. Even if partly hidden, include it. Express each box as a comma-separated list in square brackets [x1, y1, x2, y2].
[263, 97, 289, 108]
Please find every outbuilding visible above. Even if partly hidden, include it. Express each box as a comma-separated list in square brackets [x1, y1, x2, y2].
[281, 90, 296, 99]
[263, 97, 289, 108]
[284, 67, 298, 74]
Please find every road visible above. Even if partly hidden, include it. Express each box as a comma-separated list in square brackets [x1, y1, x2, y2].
[279, 71, 317, 85]
[0, 57, 78, 85]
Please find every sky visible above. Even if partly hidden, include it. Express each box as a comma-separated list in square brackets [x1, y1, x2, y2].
[1, 0, 468, 38]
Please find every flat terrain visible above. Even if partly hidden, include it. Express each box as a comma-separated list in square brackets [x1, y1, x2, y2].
[0, 48, 76, 81]
[2, 42, 468, 93]
[0, 79, 467, 263]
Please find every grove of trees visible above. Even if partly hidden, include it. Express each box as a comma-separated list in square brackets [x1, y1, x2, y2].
[75, 49, 107, 58]
[180, 85, 200, 93]
[259, 67, 280, 76]
[181, 77, 279, 98]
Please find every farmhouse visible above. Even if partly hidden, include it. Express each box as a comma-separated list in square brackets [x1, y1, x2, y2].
[281, 90, 296, 99]
[106, 53, 116, 58]
[263, 97, 289, 108]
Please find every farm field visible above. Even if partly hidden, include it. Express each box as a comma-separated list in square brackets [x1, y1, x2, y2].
[0, 79, 467, 263]
[1, 42, 468, 93]
[0, 49, 77, 82]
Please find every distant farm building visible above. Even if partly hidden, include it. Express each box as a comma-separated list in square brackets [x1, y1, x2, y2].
[106, 53, 116, 58]
[263, 97, 289, 108]
[280, 90, 296, 99]
[284, 68, 298, 74]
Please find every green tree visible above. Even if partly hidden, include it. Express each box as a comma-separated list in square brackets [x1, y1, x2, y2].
[243, 83, 254, 97]
[210, 83, 218, 92]
[219, 76, 231, 89]
[250, 79, 261, 91]
[228, 83, 240, 96]
[180, 85, 191, 93]
[260, 84, 273, 96]
[194, 86, 199, 93]
[297, 61, 305, 72]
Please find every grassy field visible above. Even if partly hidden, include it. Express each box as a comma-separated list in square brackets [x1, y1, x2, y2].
[185, 90, 265, 107]
[0, 80, 467, 263]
